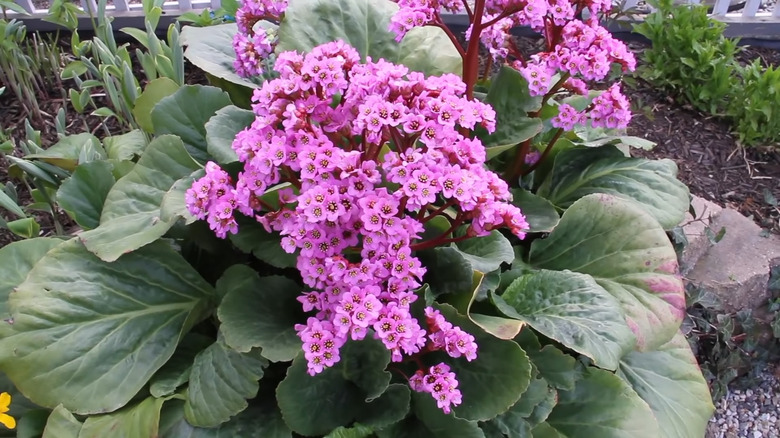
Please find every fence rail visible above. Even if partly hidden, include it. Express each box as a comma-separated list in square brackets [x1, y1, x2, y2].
[5, 0, 780, 37]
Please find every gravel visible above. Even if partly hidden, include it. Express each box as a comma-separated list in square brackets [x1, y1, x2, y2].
[707, 366, 780, 438]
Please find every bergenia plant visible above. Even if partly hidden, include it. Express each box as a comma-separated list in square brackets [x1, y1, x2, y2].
[0, 0, 713, 437]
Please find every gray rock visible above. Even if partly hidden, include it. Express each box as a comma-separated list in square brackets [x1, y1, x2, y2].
[685, 208, 780, 313]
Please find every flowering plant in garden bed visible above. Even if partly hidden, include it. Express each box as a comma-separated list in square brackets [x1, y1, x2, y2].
[0, 0, 714, 437]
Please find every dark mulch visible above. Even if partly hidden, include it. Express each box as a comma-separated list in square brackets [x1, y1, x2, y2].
[625, 40, 780, 233]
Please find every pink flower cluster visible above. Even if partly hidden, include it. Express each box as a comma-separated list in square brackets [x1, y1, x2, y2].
[186, 40, 529, 411]
[410, 363, 462, 413]
[391, 0, 636, 131]
[389, 0, 464, 41]
[551, 83, 632, 130]
[232, 0, 288, 77]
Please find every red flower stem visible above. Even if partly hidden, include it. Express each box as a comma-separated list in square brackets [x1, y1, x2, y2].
[410, 215, 466, 251]
[420, 199, 457, 224]
[463, 0, 486, 99]
[461, 0, 473, 19]
[504, 138, 532, 183]
[521, 128, 563, 177]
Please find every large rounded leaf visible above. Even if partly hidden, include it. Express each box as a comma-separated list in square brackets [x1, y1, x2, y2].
[184, 341, 268, 427]
[56, 160, 117, 230]
[79, 135, 201, 262]
[0, 238, 63, 335]
[536, 146, 689, 230]
[42, 405, 82, 438]
[529, 194, 685, 351]
[377, 393, 485, 438]
[545, 367, 660, 438]
[0, 239, 214, 414]
[152, 85, 232, 163]
[180, 23, 267, 89]
[79, 397, 167, 438]
[495, 269, 635, 371]
[276, 0, 461, 76]
[276, 339, 392, 436]
[160, 398, 292, 438]
[452, 231, 514, 274]
[617, 332, 714, 438]
[206, 105, 255, 165]
[216, 266, 305, 362]
[477, 67, 543, 159]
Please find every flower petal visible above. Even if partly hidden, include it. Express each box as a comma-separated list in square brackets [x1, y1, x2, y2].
[0, 413, 15, 429]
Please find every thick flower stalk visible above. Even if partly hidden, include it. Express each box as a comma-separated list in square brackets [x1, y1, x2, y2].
[187, 41, 529, 412]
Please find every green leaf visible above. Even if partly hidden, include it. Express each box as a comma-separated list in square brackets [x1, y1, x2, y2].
[326, 424, 374, 438]
[617, 332, 714, 438]
[495, 269, 634, 371]
[481, 117, 544, 160]
[276, 338, 391, 436]
[529, 194, 685, 351]
[277, 0, 462, 76]
[434, 304, 532, 421]
[537, 146, 690, 230]
[16, 409, 48, 438]
[184, 341, 268, 427]
[79, 135, 201, 262]
[377, 393, 485, 438]
[206, 105, 255, 164]
[0, 239, 214, 414]
[486, 66, 543, 113]
[545, 367, 660, 438]
[489, 377, 557, 438]
[152, 85, 232, 163]
[160, 399, 292, 438]
[531, 422, 565, 438]
[79, 397, 166, 438]
[42, 405, 83, 438]
[0, 0, 30, 15]
[133, 77, 181, 133]
[229, 219, 298, 269]
[511, 188, 559, 233]
[102, 129, 148, 160]
[452, 231, 514, 273]
[217, 266, 304, 361]
[476, 67, 544, 159]
[149, 333, 213, 398]
[0, 189, 25, 218]
[26, 133, 105, 171]
[0, 238, 62, 334]
[464, 272, 524, 340]
[357, 384, 411, 429]
[526, 345, 580, 392]
[180, 23, 268, 90]
[160, 169, 204, 224]
[418, 247, 474, 297]
[7, 218, 40, 239]
[57, 160, 117, 230]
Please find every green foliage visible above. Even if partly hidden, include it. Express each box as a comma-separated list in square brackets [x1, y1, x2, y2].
[0, 19, 64, 123]
[0, 0, 715, 436]
[59, 0, 185, 132]
[728, 60, 780, 147]
[633, 0, 739, 114]
[684, 282, 780, 401]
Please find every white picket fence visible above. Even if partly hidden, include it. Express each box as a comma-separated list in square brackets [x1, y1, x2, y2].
[6, 0, 780, 36]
